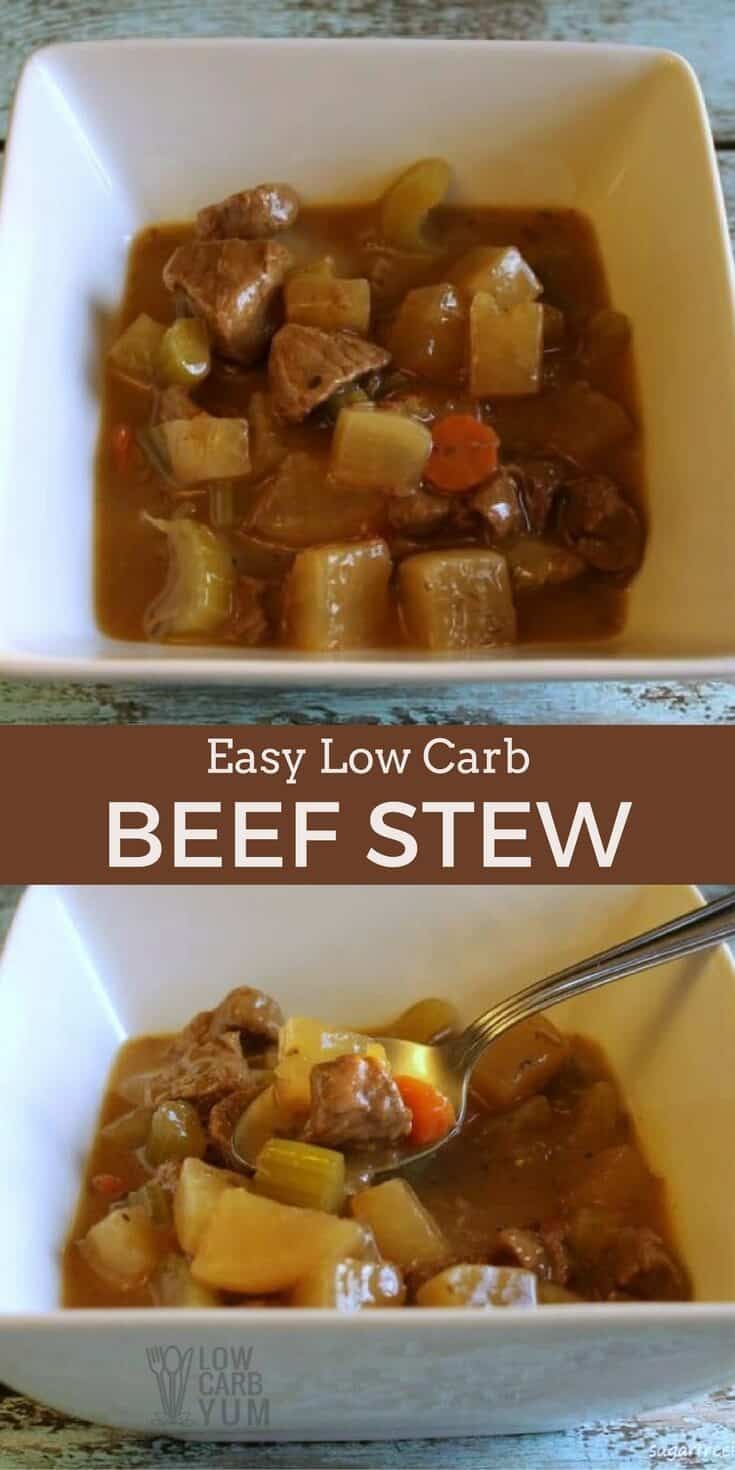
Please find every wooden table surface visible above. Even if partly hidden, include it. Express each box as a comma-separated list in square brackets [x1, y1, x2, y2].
[1, 0, 735, 1465]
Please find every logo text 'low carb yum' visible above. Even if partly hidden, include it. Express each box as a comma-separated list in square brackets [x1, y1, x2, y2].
[146, 1344, 269, 1429]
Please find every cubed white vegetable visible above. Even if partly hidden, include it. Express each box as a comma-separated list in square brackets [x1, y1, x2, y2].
[283, 539, 392, 652]
[331, 408, 432, 493]
[469, 293, 543, 397]
[452, 246, 542, 308]
[81, 1206, 161, 1289]
[416, 1263, 538, 1307]
[399, 548, 517, 650]
[285, 276, 371, 334]
[351, 1179, 447, 1268]
[173, 1156, 247, 1256]
[191, 1189, 370, 1294]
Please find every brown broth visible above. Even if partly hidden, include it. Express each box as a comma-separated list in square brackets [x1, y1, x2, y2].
[94, 203, 645, 650]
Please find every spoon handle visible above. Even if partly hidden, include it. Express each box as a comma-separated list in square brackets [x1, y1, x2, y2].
[448, 891, 735, 1076]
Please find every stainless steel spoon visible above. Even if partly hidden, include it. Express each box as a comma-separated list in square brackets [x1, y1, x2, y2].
[234, 892, 735, 1176]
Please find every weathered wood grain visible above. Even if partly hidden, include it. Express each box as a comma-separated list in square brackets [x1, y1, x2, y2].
[1, 676, 735, 726]
[1, 1384, 734, 1467]
[2, 0, 733, 141]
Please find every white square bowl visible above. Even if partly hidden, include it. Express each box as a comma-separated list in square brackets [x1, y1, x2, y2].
[0, 883, 734, 1439]
[0, 40, 733, 684]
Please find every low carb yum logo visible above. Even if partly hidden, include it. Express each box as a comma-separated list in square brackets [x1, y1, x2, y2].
[146, 1345, 193, 1423]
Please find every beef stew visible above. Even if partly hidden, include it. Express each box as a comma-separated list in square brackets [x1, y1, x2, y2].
[63, 987, 688, 1310]
[96, 162, 645, 653]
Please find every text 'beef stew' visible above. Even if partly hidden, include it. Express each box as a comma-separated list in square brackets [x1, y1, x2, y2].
[96, 161, 645, 653]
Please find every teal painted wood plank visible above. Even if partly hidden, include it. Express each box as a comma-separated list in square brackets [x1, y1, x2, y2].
[1, 677, 735, 726]
[2, 0, 734, 140]
[1, 1384, 734, 1466]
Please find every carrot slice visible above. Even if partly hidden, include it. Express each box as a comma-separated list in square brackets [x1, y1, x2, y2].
[91, 1173, 126, 1200]
[110, 422, 133, 472]
[394, 1075, 456, 1147]
[426, 414, 500, 493]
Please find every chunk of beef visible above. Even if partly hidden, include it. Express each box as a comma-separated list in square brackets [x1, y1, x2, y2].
[612, 1226, 686, 1301]
[494, 1225, 571, 1285]
[540, 1223, 572, 1287]
[164, 986, 282, 1065]
[565, 1208, 685, 1300]
[471, 469, 524, 543]
[306, 1054, 412, 1148]
[494, 382, 632, 467]
[164, 1008, 214, 1060]
[542, 304, 566, 349]
[210, 986, 283, 1045]
[507, 538, 584, 593]
[388, 487, 450, 535]
[144, 1033, 249, 1114]
[163, 239, 292, 366]
[512, 457, 567, 534]
[557, 475, 643, 574]
[269, 324, 391, 422]
[196, 182, 300, 240]
[578, 309, 630, 379]
[208, 1084, 267, 1168]
[494, 1227, 551, 1278]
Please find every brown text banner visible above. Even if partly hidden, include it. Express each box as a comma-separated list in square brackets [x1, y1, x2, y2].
[0, 725, 729, 882]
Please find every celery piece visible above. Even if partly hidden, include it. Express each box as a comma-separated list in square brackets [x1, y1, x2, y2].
[380, 158, 450, 251]
[144, 517, 234, 640]
[101, 1106, 153, 1150]
[158, 317, 211, 388]
[254, 1137, 346, 1214]
[146, 1100, 206, 1166]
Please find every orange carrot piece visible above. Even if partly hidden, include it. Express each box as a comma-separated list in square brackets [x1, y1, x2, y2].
[111, 422, 133, 472]
[426, 414, 499, 493]
[395, 1075, 456, 1147]
[91, 1173, 126, 1200]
